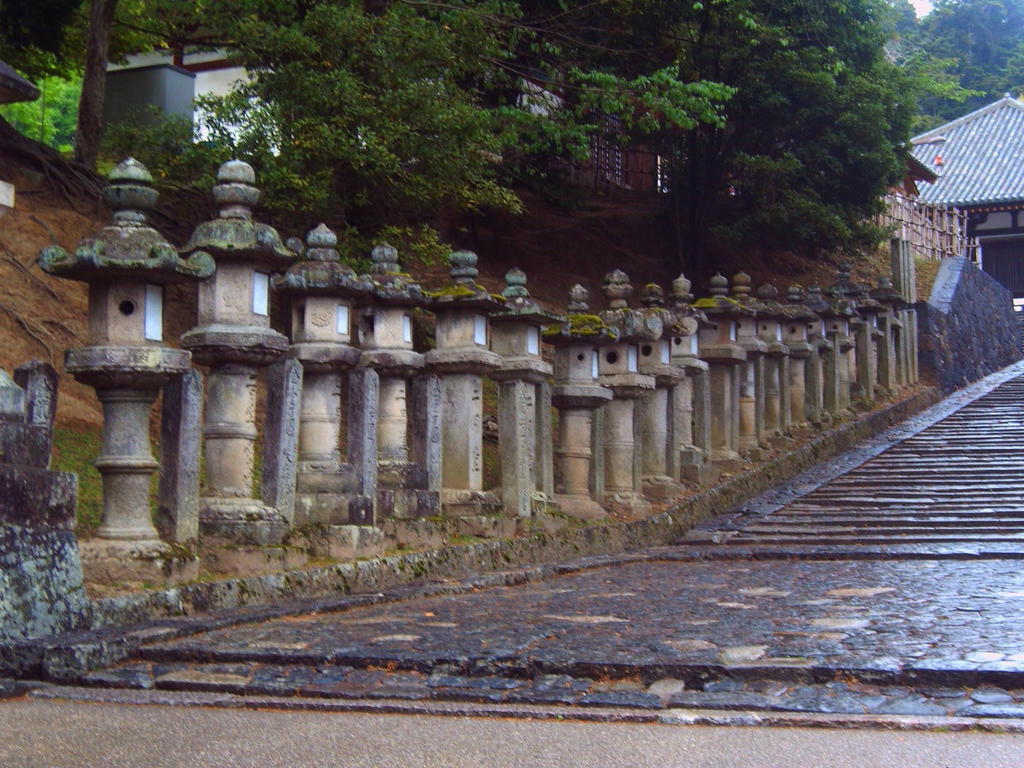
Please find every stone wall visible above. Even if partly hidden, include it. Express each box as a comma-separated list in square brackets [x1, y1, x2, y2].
[0, 363, 91, 651]
[919, 256, 1022, 393]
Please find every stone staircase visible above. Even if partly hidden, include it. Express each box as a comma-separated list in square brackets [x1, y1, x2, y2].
[682, 374, 1024, 553]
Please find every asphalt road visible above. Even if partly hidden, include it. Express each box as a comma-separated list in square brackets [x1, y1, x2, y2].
[1, 698, 1022, 768]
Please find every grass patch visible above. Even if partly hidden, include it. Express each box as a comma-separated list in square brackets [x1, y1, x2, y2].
[51, 424, 102, 537]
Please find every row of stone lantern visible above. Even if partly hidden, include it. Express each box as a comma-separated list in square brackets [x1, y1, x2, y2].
[40, 158, 920, 581]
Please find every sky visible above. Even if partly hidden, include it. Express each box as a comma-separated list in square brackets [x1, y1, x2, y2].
[910, 0, 934, 17]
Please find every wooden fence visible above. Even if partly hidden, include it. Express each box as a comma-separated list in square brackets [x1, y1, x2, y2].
[878, 191, 979, 261]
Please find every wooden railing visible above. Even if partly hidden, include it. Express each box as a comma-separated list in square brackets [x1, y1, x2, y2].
[879, 191, 979, 262]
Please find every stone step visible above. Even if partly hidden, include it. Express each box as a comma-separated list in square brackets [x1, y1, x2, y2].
[738, 516, 1024, 528]
[720, 533, 1024, 545]
[735, 525, 1024, 537]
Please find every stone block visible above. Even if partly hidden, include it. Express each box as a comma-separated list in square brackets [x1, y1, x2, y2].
[0, 465, 77, 530]
[679, 461, 719, 487]
[77, 539, 199, 586]
[410, 374, 442, 493]
[641, 475, 684, 502]
[441, 489, 504, 518]
[0, 424, 51, 468]
[198, 501, 289, 546]
[0, 369, 25, 423]
[292, 492, 349, 527]
[455, 514, 518, 539]
[312, 524, 386, 561]
[348, 495, 374, 526]
[347, 368, 379, 497]
[157, 369, 202, 545]
[201, 544, 307, 576]
[382, 518, 447, 549]
[261, 357, 303, 522]
[14, 361, 58, 463]
[0, 523, 90, 644]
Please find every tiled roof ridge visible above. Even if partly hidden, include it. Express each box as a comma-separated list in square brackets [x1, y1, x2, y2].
[911, 95, 1024, 145]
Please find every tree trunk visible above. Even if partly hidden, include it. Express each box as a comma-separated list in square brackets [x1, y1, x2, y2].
[74, 0, 119, 170]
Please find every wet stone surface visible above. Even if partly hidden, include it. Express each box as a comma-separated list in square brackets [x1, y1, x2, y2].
[77, 555, 1024, 718]
[63, 369, 1024, 719]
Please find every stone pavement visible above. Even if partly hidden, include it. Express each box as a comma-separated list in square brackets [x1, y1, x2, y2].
[15, 365, 1024, 724]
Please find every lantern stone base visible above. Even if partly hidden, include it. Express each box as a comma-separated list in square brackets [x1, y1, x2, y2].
[553, 494, 609, 522]
[200, 543, 308, 577]
[741, 444, 768, 462]
[377, 487, 440, 521]
[454, 513, 518, 540]
[767, 433, 797, 450]
[293, 491, 374, 528]
[78, 539, 198, 586]
[198, 499, 289, 546]
[521, 506, 575, 534]
[679, 450, 719, 486]
[603, 491, 651, 518]
[440, 488, 504, 519]
[302, 524, 386, 561]
[711, 452, 749, 474]
[382, 518, 448, 549]
[641, 475, 685, 502]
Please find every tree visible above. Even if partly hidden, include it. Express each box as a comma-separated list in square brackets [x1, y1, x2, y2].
[0, 0, 84, 80]
[74, 0, 119, 168]
[654, 0, 917, 268]
[0, 74, 81, 152]
[903, 0, 1024, 126]
[99, 0, 918, 270]
[148, 0, 734, 257]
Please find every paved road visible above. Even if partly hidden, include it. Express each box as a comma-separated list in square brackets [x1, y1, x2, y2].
[2, 698, 1023, 768]
[11, 363, 1024, 731]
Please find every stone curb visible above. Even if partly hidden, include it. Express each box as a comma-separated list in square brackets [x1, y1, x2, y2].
[6, 385, 942, 681]
[25, 683, 1024, 734]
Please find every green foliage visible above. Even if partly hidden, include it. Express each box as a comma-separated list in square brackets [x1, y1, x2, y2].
[0, 0, 85, 80]
[101, 107, 226, 191]
[105, 0, 734, 253]
[899, 0, 1024, 126]
[661, 0, 917, 262]
[0, 74, 81, 152]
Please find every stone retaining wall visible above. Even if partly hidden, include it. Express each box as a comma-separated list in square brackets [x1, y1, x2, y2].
[919, 256, 1022, 392]
[90, 387, 939, 627]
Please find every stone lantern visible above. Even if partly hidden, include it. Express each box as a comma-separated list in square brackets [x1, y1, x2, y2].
[636, 282, 687, 500]
[39, 158, 214, 579]
[666, 274, 716, 486]
[546, 285, 615, 521]
[489, 268, 563, 521]
[425, 251, 506, 527]
[359, 242, 438, 525]
[870, 276, 904, 392]
[848, 283, 884, 403]
[797, 285, 834, 424]
[596, 270, 657, 516]
[831, 263, 865, 401]
[730, 272, 769, 457]
[807, 285, 856, 416]
[693, 273, 750, 471]
[780, 285, 819, 433]
[753, 283, 792, 443]
[180, 160, 296, 546]
[273, 224, 377, 548]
